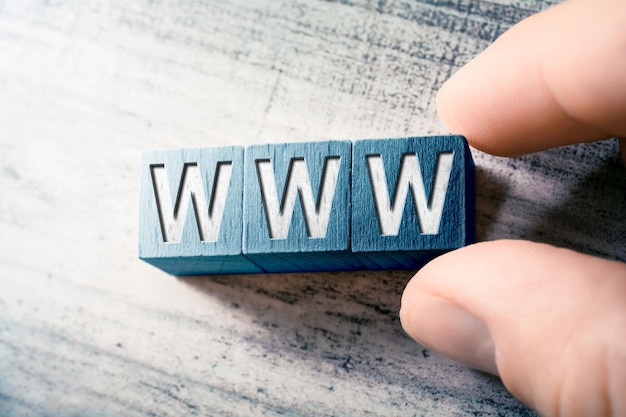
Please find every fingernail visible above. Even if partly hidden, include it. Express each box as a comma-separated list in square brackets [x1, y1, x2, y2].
[402, 296, 498, 375]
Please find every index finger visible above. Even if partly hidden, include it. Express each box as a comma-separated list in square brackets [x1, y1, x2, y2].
[437, 0, 626, 157]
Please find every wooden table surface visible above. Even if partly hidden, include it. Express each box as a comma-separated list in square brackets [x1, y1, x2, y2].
[2, 0, 625, 415]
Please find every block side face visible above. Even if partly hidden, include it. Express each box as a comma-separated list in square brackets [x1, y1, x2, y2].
[355, 250, 446, 270]
[243, 141, 352, 256]
[140, 255, 264, 276]
[464, 142, 476, 245]
[352, 136, 469, 253]
[246, 249, 367, 273]
[138, 147, 246, 261]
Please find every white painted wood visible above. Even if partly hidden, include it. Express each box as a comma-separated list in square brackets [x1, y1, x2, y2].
[257, 156, 341, 240]
[366, 152, 454, 236]
[1, 0, 623, 415]
[151, 161, 233, 243]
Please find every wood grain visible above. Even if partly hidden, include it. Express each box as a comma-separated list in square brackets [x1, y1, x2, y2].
[351, 136, 474, 270]
[1, 0, 623, 415]
[139, 146, 266, 275]
[243, 140, 356, 273]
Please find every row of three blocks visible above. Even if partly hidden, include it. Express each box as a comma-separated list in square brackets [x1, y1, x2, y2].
[139, 136, 475, 275]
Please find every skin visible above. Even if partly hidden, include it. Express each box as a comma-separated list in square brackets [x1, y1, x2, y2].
[399, 1, 626, 416]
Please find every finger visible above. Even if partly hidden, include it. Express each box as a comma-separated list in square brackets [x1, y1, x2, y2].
[400, 240, 626, 417]
[437, 0, 626, 157]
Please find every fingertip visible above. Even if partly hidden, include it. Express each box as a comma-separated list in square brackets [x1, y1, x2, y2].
[434, 36, 544, 157]
[436, 0, 626, 156]
[401, 240, 626, 416]
[400, 243, 504, 375]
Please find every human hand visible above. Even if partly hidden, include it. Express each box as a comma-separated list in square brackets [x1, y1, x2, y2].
[399, 1, 626, 416]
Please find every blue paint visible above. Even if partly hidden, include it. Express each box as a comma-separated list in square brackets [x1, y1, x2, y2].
[138, 137, 474, 275]
[242, 141, 363, 272]
[351, 136, 475, 269]
[138, 147, 264, 275]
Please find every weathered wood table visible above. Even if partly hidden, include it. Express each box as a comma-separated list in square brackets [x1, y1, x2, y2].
[1, 0, 624, 415]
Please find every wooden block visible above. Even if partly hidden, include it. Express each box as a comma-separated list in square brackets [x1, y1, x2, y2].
[351, 136, 475, 269]
[138, 147, 264, 275]
[243, 141, 364, 272]
[138, 136, 474, 275]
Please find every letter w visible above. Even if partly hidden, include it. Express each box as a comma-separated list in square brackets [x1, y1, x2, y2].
[150, 162, 233, 243]
[256, 157, 341, 239]
[366, 152, 454, 236]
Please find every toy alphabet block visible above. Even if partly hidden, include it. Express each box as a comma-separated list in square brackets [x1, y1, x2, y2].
[242, 141, 365, 272]
[351, 136, 475, 269]
[139, 147, 264, 275]
[138, 136, 474, 275]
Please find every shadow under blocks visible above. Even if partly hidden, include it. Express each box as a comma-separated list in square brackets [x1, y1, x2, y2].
[138, 136, 475, 275]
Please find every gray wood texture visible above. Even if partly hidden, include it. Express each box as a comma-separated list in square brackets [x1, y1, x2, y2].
[1, 0, 624, 415]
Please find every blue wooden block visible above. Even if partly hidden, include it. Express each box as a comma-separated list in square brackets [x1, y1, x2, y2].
[138, 147, 264, 275]
[351, 136, 475, 269]
[243, 141, 365, 272]
[138, 137, 474, 275]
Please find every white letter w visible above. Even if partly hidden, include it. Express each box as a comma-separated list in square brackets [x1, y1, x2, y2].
[150, 162, 233, 243]
[256, 157, 341, 239]
[366, 152, 454, 236]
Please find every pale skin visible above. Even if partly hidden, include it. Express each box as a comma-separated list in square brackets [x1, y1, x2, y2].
[399, 1, 626, 416]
